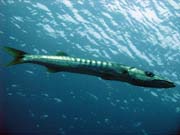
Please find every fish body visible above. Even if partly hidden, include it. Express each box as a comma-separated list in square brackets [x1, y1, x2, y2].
[4, 46, 175, 88]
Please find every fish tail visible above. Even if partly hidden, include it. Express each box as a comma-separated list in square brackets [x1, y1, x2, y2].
[3, 46, 28, 66]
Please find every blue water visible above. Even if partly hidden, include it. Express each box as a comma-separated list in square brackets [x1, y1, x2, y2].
[1, 0, 180, 135]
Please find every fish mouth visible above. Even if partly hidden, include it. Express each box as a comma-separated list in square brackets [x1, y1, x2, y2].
[158, 80, 176, 88]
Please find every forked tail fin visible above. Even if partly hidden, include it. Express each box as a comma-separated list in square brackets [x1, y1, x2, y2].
[3, 46, 28, 66]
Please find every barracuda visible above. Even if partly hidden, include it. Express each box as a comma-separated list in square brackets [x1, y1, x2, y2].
[4, 46, 175, 88]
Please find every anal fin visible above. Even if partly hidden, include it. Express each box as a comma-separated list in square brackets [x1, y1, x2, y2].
[46, 66, 63, 73]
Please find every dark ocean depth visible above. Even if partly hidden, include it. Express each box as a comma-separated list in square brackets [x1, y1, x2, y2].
[0, 0, 180, 135]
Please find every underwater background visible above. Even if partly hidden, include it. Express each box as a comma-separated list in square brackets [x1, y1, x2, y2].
[0, 0, 180, 134]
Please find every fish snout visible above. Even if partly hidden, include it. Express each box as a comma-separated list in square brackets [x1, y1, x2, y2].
[159, 80, 176, 88]
[166, 80, 176, 88]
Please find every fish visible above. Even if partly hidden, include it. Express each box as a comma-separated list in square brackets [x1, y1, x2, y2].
[3, 46, 175, 88]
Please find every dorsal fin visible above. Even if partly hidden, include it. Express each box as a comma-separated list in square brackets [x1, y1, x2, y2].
[56, 51, 69, 56]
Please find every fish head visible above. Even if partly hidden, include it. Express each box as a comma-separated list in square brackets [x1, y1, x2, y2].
[128, 67, 175, 88]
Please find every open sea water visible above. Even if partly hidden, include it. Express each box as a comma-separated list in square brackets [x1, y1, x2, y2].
[0, 0, 180, 135]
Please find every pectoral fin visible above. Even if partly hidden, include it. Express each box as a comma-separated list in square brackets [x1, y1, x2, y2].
[101, 74, 114, 80]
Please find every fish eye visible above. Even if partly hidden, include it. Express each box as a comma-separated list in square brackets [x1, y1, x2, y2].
[145, 71, 154, 77]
